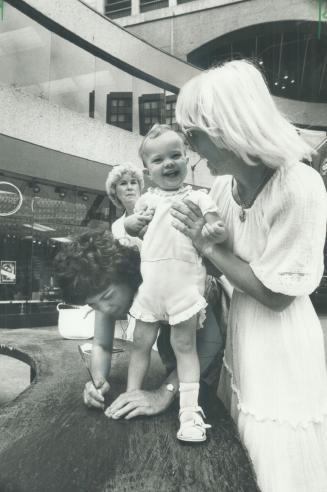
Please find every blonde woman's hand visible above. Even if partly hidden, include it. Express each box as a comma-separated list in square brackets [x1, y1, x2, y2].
[171, 199, 213, 256]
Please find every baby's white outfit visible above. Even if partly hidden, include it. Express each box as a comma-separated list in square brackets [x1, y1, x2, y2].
[129, 185, 218, 327]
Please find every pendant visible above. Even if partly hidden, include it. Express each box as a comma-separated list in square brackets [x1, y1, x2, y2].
[239, 208, 246, 222]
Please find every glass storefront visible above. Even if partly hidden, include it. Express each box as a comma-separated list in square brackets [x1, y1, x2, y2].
[188, 21, 327, 104]
[0, 174, 112, 327]
[0, 2, 178, 327]
[0, 3, 175, 133]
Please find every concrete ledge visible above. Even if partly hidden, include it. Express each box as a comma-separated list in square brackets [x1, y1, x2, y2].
[0, 328, 259, 492]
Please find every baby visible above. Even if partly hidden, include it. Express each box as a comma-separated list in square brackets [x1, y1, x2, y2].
[125, 124, 227, 442]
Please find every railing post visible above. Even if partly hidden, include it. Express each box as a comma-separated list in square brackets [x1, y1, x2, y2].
[131, 0, 140, 15]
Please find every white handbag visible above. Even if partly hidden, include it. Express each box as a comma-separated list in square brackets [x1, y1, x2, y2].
[57, 303, 95, 339]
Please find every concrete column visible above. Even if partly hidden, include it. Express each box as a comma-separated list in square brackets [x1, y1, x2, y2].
[96, 0, 105, 14]
[131, 0, 140, 16]
[169, 0, 177, 7]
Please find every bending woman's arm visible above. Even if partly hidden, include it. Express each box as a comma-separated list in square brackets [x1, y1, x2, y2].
[83, 311, 114, 409]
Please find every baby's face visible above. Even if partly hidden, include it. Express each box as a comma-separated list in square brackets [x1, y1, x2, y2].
[142, 131, 188, 191]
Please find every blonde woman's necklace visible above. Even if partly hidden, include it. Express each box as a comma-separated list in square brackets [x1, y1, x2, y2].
[233, 169, 272, 222]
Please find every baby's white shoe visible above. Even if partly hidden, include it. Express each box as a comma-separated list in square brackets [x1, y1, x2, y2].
[177, 406, 211, 443]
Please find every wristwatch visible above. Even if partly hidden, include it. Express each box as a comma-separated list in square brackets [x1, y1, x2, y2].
[165, 383, 177, 396]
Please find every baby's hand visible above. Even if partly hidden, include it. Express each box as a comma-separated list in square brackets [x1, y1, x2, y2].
[138, 206, 155, 221]
[124, 208, 155, 237]
[202, 220, 228, 244]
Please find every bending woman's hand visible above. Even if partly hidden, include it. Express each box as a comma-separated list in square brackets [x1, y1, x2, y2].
[171, 199, 213, 255]
[83, 378, 110, 410]
[105, 387, 173, 420]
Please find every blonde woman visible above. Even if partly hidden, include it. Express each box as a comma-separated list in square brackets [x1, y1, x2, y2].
[172, 60, 327, 491]
[105, 162, 146, 248]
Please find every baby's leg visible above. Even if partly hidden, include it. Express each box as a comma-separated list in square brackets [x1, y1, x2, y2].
[171, 315, 210, 442]
[170, 315, 199, 384]
[127, 320, 159, 391]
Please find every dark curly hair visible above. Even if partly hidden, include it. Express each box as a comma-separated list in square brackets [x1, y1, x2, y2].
[54, 229, 142, 305]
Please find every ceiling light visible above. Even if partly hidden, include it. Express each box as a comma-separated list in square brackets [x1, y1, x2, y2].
[50, 237, 72, 243]
[23, 223, 56, 232]
[55, 187, 67, 198]
[28, 181, 40, 193]
[78, 190, 89, 201]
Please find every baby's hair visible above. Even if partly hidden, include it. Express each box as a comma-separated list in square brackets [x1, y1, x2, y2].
[176, 59, 314, 168]
[105, 162, 144, 209]
[139, 123, 186, 166]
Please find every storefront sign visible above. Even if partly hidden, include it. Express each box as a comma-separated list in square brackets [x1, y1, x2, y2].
[0, 261, 16, 284]
[0, 181, 23, 216]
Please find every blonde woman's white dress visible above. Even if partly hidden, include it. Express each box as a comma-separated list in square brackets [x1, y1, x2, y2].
[210, 162, 327, 492]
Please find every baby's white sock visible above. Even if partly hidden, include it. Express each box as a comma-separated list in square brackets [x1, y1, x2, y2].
[179, 382, 200, 420]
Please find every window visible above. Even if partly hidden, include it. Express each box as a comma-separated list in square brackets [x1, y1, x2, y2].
[140, 0, 168, 13]
[106, 92, 133, 131]
[105, 0, 131, 19]
[165, 95, 177, 129]
[139, 94, 165, 135]
[89, 90, 95, 118]
[139, 93, 178, 135]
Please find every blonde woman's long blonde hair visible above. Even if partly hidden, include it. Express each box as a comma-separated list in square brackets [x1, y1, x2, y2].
[176, 59, 314, 168]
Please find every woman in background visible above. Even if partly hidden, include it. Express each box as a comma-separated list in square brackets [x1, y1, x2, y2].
[106, 162, 145, 248]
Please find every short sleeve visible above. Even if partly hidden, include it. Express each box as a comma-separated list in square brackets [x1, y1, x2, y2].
[189, 189, 218, 216]
[250, 166, 327, 296]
